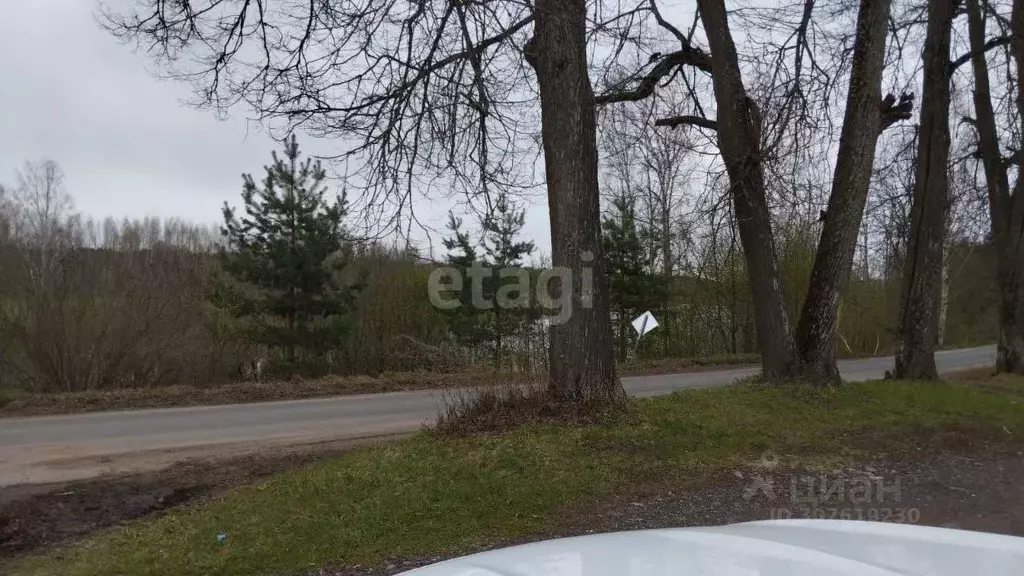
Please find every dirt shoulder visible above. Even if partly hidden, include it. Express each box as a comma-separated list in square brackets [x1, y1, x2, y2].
[574, 451, 1024, 536]
[0, 436, 407, 559]
[0, 372, 493, 418]
[0, 355, 761, 418]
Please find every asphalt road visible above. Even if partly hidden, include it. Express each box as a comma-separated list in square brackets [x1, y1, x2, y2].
[0, 345, 996, 486]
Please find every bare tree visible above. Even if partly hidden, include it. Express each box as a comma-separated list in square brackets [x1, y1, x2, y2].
[0, 184, 13, 244]
[103, 0, 624, 401]
[597, 0, 799, 377]
[527, 0, 621, 401]
[601, 101, 695, 246]
[600, 92, 699, 356]
[597, 0, 913, 382]
[10, 160, 76, 251]
[894, 0, 955, 379]
[691, 0, 801, 378]
[5, 160, 82, 283]
[964, 0, 1024, 373]
[102, 1, 545, 240]
[794, 0, 907, 383]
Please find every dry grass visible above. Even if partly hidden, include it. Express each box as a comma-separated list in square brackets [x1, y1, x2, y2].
[619, 353, 760, 376]
[0, 354, 766, 417]
[433, 381, 635, 435]
[0, 371, 518, 417]
[945, 366, 999, 381]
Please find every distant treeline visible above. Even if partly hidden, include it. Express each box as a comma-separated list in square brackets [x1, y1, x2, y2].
[0, 215, 996, 393]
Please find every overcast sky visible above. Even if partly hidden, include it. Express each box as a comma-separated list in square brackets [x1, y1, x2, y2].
[0, 1, 557, 257]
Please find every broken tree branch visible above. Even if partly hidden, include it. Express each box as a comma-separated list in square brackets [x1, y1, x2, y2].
[879, 92, 915, 133]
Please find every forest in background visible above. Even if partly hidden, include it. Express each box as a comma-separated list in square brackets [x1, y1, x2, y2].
[0, 152, 997, 394]
[3, 0, 1019, 395]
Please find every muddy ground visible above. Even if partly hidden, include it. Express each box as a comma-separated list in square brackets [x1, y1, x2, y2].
[0, 436, 405, 558]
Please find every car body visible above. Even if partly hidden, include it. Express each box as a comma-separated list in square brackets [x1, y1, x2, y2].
[401, 520, 1024, 575]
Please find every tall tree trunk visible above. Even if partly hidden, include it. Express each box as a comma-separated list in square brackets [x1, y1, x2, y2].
[697, 0, 799, 379]
[528, 0, 622, 402]
[1003, 0, 1024, 372]
[795, 0, 892, 384]
[895, 0, 954, 379]
[969, 0, 1024, 372]
[861, 225, 870, 279]
[966, 0, 1011, 369]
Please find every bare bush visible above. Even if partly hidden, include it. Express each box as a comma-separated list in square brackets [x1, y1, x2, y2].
[0, 165, 222, 393]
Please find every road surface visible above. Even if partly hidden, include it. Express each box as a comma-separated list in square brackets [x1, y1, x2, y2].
[0, 346, 995, 486]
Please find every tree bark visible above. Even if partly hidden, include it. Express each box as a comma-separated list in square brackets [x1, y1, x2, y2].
[662, 204, 673, 278]
[966, 0, 1013, 372]
[661, 202, 673, 356]
[895, 0, 955, 379]
[1002, 0, 1024, 372]
[795, 0, 892, 384]
[968, 0, 1024, 373]
[937, 246, 950, 348]
[697, 0, 799, 379]
[528, 0, 623, 401]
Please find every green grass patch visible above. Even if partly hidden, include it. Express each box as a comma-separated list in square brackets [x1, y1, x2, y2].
[9, 375, 1024, 576]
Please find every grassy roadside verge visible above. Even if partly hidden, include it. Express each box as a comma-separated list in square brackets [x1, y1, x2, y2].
[618, 353, 760, 376]
[0, 354, 761, 418]
[7, 373, 1024, 576]
[0, 371, 493, 417]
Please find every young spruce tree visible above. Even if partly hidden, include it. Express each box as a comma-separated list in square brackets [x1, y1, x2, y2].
[442, 195, 535, 368]
[217, 136, 361, 374]
[441, 214, 491, 353]
[481, 195, 536, 368]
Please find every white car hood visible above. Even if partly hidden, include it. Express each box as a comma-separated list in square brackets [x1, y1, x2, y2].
[400, 520, 1024, 575]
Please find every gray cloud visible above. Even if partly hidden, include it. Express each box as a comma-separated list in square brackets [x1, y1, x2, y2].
[0, 1, 284, 225]
[0, 1, 556, 257]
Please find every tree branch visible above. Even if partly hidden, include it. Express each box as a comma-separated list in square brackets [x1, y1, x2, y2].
[649, 0, 689, 48]
[596, 47, 713, 104]
[950, 35, 1011, 71]
[654, 115, 718, 131]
